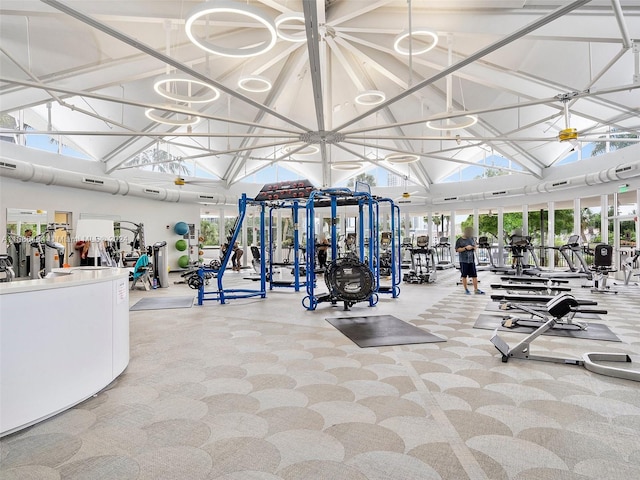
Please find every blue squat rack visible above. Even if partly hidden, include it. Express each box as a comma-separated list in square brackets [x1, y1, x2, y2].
[197, 194, 267, 305]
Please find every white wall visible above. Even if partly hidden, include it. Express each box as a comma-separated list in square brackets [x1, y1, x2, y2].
[0, 177, 200, 270]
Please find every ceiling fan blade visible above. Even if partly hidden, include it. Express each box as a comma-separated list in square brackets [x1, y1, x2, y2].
[186, 179, 223, 185]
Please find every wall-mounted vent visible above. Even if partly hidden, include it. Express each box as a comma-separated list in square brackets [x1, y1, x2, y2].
[143, 188, 160, 195]
[551, 180, 569, 188]
[198, 195, 215, 200]
[82, 177, 105, 186]
[0, 161, 17, 170]
[444, 196, 458, 201]
[492, 190, 507, 196]
[616, 166, 632, 174]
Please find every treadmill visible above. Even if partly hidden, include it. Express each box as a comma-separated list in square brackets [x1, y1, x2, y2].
[534, 234, 592, 280]
[435, 236, 455, 270]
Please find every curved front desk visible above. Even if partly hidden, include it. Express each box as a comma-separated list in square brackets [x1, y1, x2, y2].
[0, 267, 130, 436]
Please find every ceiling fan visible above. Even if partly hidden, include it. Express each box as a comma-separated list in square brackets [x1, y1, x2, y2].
[131, 173, 222, 188]
[394, 176, 428, 203]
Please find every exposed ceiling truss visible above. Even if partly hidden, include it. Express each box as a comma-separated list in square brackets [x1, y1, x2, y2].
[0, 0, 638, 189]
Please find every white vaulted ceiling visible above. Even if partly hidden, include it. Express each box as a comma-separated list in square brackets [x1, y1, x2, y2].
[0, 0, 639, 190]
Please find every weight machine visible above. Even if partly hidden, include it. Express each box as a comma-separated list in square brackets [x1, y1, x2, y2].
[303, 188, 400, 311]
[589, 244, 617, 294]
[0, 254, 15, 282]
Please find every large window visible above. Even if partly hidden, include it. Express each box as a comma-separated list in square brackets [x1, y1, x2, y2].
[200, 217, 219, 246]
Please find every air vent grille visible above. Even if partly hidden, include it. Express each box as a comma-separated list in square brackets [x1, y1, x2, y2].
[0, 161, 17, 170]
[82, 177, 105, 186]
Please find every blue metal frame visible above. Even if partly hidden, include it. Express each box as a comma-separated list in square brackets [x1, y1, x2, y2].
[268, 200, 306, 291]
[303, 188, 397, 311]
[376, 198, 402, 298]
[198, 194, 267, 305]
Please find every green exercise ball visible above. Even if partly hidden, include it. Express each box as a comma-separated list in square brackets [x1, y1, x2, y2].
[175, 239, 188, 251]
[178, 255, 190, 268]
[174, 221, 189, 235]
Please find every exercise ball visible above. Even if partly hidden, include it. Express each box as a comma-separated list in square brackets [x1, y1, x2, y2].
[175, 239, 188, 251]
[178, 255, 190, 268]
[174, 222, 189, 235]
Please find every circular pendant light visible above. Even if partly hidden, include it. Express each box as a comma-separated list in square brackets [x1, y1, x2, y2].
[145, 105, 201, 126]
[154, 74, 220, 103]
[275, 12, 306, 42]
[394, 28, 438, 55]
[331, 162, 363, 171]
[282, 143, 320, 155]
[355, 90, 386, 106]
[426, 114, 478, 131]
[385, 153, 420, 164]
[237, 75, 272, 93]
[185, 1, 277, 58]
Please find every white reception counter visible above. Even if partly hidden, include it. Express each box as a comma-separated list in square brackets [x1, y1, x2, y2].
[0, 267, 130, 436]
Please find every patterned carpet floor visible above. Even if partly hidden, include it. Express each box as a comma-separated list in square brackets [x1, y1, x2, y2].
[2, 270, 639, 480]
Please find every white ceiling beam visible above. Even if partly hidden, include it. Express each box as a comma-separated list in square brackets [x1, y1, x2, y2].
[327, 0, 396, 27]
[333, 0, 594, 131]
[224, 49, 309, 185]
[40, 0, 312, 132]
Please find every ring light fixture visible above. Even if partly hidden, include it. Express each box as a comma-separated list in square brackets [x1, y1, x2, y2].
[153, 74, 220, 103]
[145, 104, 201, 126]
[275, 12, 307, 42]
[331, 162, 363, 171]
[385, 153, 420, 164]
[282, 143, 320, 155]
[237, 75, 272, 93]
[355, 90, 386, 106]
[393, 28, 438, 55]
[426, 114, 478, 131]
[185, 0, 277, 58]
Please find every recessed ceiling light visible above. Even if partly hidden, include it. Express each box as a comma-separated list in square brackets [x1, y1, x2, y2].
[331, 162, 363, 171]
[154, 74, 220, 103]
[426, 115, 478, 131]
[145, 105, 201, 126]
[385, 153, 420, 164]
[275, 12, 306, 42]
[355, 90, 386, 106]
[282, 143, 320, 155]
[237, 75, 272, 93]
[185, 0, 277, 58]
[394, 28, 438, 55]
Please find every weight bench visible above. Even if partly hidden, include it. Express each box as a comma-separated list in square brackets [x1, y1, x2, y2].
[500, 276, 569, 285]
[490, 293, 639, 382]
[490, 283, 571, 294]
[491, 293, 597, 306]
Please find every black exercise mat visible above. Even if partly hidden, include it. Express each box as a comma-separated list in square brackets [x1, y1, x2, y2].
[474, 314, 620, 342]
[326, 315, 446, 347]
[130, 296, 194, 311]
[484, 302, 601, 319]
